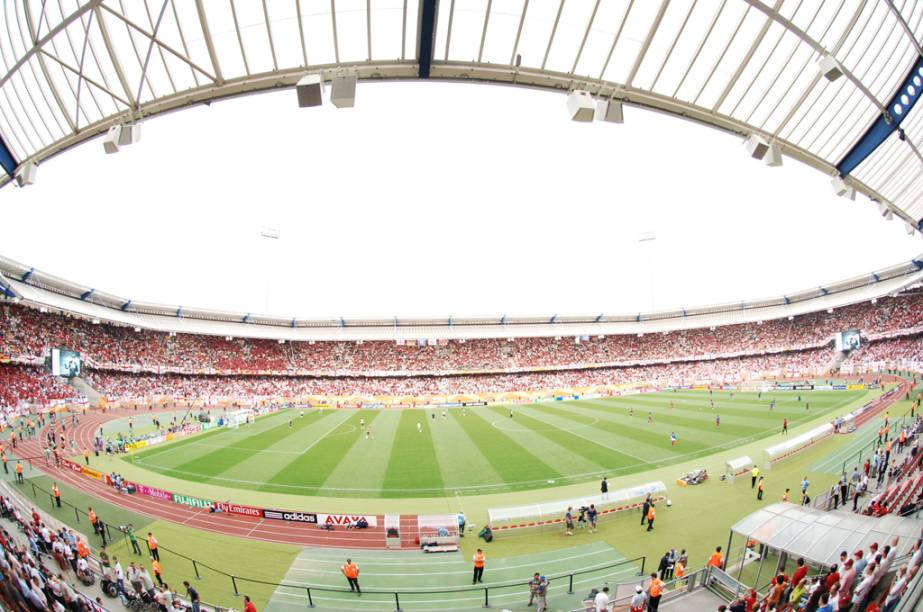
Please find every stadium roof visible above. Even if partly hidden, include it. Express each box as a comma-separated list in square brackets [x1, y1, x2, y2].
[731, 502, 922, 568]
[2, 1, 923, 231]
[1, 252, 920, 340]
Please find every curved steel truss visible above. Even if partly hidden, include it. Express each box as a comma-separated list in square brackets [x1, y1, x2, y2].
[1, 1, 923, 228]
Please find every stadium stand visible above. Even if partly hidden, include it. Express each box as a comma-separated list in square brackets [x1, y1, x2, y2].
[0, 291, 920, 410]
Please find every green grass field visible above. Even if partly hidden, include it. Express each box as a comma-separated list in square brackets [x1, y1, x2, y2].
[122, 390, 864, 498]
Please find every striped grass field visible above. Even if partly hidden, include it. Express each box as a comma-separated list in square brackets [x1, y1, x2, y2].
[123, 390, 863, 498]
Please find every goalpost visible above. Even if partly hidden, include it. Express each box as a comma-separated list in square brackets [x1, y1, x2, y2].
[225, 409, 252, 429]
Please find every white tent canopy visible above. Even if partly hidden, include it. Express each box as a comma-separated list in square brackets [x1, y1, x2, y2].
[731, 502, 922, 567]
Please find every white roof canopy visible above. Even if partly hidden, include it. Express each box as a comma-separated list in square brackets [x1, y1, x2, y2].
[2, 1, 923, 229]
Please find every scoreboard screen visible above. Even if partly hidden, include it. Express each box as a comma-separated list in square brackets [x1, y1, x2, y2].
[835, 330, 861, 352]
[51, 347, 82, 378]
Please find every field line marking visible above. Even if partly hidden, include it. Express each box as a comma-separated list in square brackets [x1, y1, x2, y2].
[300, 412, 355, 454]
[245, 518, 266, 538]
[520, 410, 646, 462]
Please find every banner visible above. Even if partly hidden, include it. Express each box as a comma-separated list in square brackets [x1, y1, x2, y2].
[62, 459, 83, 474]
[317, 513, 378, 527]
[135, 484, 172, 501]
[171, 493, 214, 509]
[814, 385, 833, 391]
[847, 384, 867, 391]
[794, 384, 813, 390]
[263, 509, 318, 523]
[214, 502, 263, 518]
[81, 466, 102, 480]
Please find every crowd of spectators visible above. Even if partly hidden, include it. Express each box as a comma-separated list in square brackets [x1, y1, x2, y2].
[1, 293, 921, 376]
[745, 535, 922, 612]
[0, 291, 921, 406]
[849, 335, 923, 367]
[82, 348, 833, 400]
[0, 365, 82, 409]
[0, 494, 103, 611]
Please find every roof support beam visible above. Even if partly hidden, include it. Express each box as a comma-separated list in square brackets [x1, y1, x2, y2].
[739, 0, 884, 112]
[417, 0, 438, 77]
[24, 3, 77, 132]
[0, 0, 100, 89]
[93, 4, 137, 110]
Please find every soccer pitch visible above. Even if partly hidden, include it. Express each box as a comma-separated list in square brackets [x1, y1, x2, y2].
[123, 390, 863, 498]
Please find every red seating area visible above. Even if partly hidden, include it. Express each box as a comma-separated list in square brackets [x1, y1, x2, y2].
[1, 292, 921, 376]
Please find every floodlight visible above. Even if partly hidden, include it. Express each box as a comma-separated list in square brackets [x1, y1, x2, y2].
[831, 176, 855, 200]
[744, 134, 769, 160]
[15, 162, 36, 187]
[817, 54, 843, 82]
[118, 124, 141, 146]
[763, 143, 782, 167]
[595, 99, 623, 123]
[566, 91, 595, 122]
[331, 74, 357, 108]
[296, 74, 323, 108]
[103, 126, 122, 154]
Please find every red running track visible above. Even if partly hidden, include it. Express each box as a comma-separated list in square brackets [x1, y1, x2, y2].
[13, 408, 421, 550]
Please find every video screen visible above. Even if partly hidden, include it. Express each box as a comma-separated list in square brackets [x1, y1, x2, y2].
[835, 330, 861, 352]
[51, 347, 82, 378]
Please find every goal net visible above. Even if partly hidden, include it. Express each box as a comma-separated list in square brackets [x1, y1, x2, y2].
[225, 409, 252, 429]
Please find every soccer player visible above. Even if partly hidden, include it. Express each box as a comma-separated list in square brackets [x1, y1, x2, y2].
[670, 432, 677, 446]
[509, 409, 513, 419]
[782, 488, 790, 502]
[564, 507, 574, 536]
[715, 414, 721, 428]
[783, 418, 788, 436]
[646, 503, 656, 531]
[647, 413, 653, 425]
[359, 418, 365, 430]
[442, 410, 447, 419]
[300, 410, 304, 418]
[416, 422, 422, 433]
[757, 477, 764, 500]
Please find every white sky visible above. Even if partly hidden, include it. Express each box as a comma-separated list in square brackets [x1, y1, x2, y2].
[2, 81, 920, 318]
